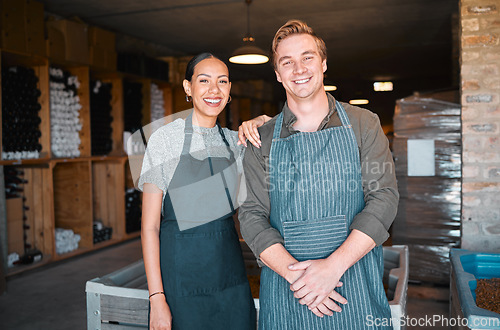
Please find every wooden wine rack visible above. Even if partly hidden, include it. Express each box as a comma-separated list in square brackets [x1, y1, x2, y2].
[0, 46, 173, 276]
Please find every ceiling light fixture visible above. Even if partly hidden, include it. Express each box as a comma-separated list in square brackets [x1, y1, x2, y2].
[374, 81, 393, 91]
[349, 99, 369, 105]
[324, 85, 337, 91]
[229, 0, 269, 65]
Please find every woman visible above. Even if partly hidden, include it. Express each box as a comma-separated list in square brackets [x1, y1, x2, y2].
[139, 53, 269, 330]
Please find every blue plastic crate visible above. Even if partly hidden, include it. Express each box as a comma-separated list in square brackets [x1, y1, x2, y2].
[450, 248, 500, 329]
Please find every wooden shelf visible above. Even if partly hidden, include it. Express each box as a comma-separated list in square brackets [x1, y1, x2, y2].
[92, 238, 123, 250]
[6, 254, 53, 277]
[53, 161, 93, 249]
[49, 57, 91, 69]
[53, 247, 92, 261]
[1, 42, 172, 276]
[0, 157, 52, 166]
[1, 51, 51, 161]
[1, 48, 48, 67]
[124, 231, 141, 240]
[92, 161, 126, 240]
[2, 165, 54, 265]
[90, 70, 123, 81]
[90, 155, 127, 162]
[50, 155, 127, 164]
[1, 156, 128, 165]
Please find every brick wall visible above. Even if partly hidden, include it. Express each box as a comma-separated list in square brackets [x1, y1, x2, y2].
[460, 1, 500, 251]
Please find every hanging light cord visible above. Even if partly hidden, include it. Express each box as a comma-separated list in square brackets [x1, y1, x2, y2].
[244, 0, 254, 42]
[247, 0, 250, 37]
[229, 0, 269, 64]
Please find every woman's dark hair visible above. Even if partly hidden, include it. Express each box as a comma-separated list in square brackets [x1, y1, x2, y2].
[184, 53, 229, 81]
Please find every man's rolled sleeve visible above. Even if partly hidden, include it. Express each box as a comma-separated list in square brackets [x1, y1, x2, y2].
[239, 139, 284, 264]
[349, 112, 399, 246]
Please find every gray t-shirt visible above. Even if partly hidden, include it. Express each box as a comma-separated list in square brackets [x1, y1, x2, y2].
[138, 118, 245, 201]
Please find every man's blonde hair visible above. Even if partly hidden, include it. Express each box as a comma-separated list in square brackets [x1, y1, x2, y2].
[271, 19, 327, 69]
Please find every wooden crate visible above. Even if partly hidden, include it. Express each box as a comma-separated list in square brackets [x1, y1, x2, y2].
[0, 19, 173, 276]
[6, 197, 24, 255]
[0, 0, 46, 55]
[160, 82, 173, 118]
[86, 259, 256, 329]
[0, 50, 50, 161]
[92, 159, 126, 241]
[140, 79, 151, 127]
[172, 85, 190, 113]
[46, 19, 89, 64]
[86, 260, 149, 329]
[123, 160, 141, 239]
[124, 161, 135, 190]
[109, 78, 125, 156]
[53, 160, 92, 251]
[21, 166, 54, 257]
[86, 245, 408, 329]
[89, 73, 125, 157]
[65, 66, 91, 158]
[4, 165, 54, 271]
[0, 0, 27, 53]
[150, 80, 173, 121]
[87, 245, 409, 329]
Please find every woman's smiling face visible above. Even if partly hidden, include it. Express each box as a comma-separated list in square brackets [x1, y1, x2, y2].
[184, 57, 231, 127]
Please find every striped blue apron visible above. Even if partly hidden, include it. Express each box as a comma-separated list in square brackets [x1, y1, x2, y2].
[259, 101, 392, 329]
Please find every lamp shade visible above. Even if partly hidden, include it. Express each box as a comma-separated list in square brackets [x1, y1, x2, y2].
[229, 44, 269, 64]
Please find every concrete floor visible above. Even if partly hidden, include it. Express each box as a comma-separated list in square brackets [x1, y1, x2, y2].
[0, 238, 450, 329]
[406, 287, 450, 330]
[0, 239, 143, 330]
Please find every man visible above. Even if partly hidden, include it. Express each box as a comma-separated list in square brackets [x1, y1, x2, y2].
[239, 20, 399, 329]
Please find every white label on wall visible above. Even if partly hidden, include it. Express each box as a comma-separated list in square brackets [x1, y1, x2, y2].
[407, 139, 435, 176]
[123, 131, 132, 153]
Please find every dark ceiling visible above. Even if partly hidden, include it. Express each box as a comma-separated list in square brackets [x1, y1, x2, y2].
[39, 0, 459, 125]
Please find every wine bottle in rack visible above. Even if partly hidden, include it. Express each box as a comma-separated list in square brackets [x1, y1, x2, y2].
[50, 67, 83, 158]
[123, 81, 143, 134]
[125, 188, 142, 233]
[1, 66, 42, 160]
[4, 166, 25, 199]
[13, 249, 42, 265]
[90, 80, 114, 155]
[150, 83, 165, 123]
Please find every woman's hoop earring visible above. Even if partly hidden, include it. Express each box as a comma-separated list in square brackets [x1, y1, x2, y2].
[186, 95, 192, 102]
[227, 95, 232, 103]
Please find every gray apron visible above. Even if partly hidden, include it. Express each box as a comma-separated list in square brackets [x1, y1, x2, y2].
[151, 113, 256, 329]
[259, 101, 392, 329]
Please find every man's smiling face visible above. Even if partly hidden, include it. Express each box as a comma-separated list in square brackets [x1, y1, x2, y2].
[274, 33, 327, 101]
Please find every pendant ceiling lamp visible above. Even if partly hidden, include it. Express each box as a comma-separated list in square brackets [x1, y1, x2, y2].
[229, 0, 269, 64]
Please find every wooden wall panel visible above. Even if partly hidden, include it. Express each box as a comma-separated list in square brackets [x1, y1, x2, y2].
[53, 161, 93, 249]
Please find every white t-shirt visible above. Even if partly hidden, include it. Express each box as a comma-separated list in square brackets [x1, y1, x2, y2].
[138, 118, 245, 197]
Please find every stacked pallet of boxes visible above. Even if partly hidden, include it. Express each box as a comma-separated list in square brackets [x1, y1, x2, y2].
[392, 91, 461, 284]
